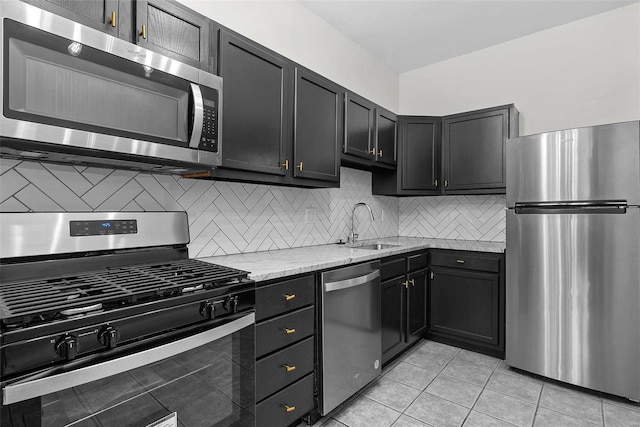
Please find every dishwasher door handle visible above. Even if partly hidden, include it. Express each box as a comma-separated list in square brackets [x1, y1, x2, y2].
[324, 270, 380, 293]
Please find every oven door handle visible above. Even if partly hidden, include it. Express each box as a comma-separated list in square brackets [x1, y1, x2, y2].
[2, 312, 255, 405]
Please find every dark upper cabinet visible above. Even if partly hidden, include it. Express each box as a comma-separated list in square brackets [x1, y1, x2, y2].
[135, 0, 213, 71]
[441, 104, 518, 194]
[343, 92, 376, 161]
[372, 116, 440, 196]
[218, 29, 291, 176]
[428, 250, 505, 358]
[375, 108, 397, 166]
[21, 0, 131, 40]
[293, 68, 342, 183]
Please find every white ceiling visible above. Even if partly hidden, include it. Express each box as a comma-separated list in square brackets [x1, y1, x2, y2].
[298, 0, 638, 73]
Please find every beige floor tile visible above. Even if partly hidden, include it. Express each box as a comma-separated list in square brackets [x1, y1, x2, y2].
[333, 395, 401, 427]
[539, 384, 603, 425]
[534, 407, 600, 426]
[392, 414, 433, 426]
[426, 375, 483, 408]
[486, 370, 542, 404]
[363, 377, 422, 412]
[603, 402, 640, 426]
[440, 359, 493, 387]
[384, 361, 439, 391]
[473, 389, 536, 427]
[454, 350, 500, 369]
[463, 411, 517, 427]
[405, 392, 470, 427]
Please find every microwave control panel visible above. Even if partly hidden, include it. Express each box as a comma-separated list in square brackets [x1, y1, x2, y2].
[199, 86, 219, 153]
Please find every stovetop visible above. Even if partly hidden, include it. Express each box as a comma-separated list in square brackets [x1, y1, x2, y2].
[0, 259, 249, 329]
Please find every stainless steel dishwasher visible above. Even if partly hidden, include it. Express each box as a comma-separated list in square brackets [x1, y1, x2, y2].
[320, 260, 381, 416]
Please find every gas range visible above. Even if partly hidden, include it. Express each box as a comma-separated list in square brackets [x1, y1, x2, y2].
[0, 212, 255, 383]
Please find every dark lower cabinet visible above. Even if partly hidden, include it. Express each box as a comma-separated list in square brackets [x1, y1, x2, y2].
[255, 274, 316, 427]
[381, 252, 428, 365]
[428, 249, 505, 358]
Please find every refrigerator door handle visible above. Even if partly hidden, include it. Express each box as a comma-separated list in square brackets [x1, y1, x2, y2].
[514, 201, 628, 215]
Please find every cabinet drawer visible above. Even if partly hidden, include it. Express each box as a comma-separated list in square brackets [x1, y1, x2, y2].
[408, 253, 428, 272]
[257, 306, 315, 357]
[256, 337, 314, 402]
[256, 275, 315, 321]
[256, 374, 314, 427]
[430, 251, 500, 273]
[381, 257, 405, 281]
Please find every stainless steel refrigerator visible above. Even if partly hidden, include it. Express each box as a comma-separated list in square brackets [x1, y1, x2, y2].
[506, 120, 640, 401]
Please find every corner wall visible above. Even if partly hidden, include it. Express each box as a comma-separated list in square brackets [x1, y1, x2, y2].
[399, 3, 640, 136]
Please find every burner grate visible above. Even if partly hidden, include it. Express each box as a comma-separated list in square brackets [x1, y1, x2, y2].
[0, 259, 248, 326]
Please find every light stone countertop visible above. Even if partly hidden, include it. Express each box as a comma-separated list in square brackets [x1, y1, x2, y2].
[198, 237, 505, 282]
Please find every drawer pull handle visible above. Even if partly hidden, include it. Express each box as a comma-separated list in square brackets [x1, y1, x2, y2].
[284, 404, 296, 413]
[402, 281, 409, 289]
[410, 279, 415, 286]
[283, 364, 296, 372]
[456, 259, 465, 264]
[284, 294, 296, 301]
[284, 328, 296, 335]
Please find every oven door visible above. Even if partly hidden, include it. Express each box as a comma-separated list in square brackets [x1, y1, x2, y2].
[1, 312, 255, 427]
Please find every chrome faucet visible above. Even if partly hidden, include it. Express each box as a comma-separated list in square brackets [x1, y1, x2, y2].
[348, 202, 374, 244]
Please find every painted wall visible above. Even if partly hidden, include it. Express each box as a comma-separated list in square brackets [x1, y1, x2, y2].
[0, 160, 399, 257]
[177, 0, 399, 112]
[399, 3, 640, 135]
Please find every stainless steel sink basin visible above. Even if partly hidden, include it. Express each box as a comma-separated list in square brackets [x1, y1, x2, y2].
[352, 243, 399, 250]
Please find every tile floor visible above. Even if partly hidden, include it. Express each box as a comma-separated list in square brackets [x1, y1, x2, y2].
[307, 340, 640, 427]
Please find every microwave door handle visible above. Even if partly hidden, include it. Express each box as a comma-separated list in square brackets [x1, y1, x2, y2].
[189, 83, 204, 149]
[2, 313, 254, 405]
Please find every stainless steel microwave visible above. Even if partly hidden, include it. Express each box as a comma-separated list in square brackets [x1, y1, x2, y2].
[0, 0, 222, 174]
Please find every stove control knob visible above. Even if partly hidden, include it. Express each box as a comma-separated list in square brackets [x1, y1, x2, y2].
[200, 300, 216, 320]
[98, 325, 120, 349]
[55, 334, 79, 361]
[224, 295, 239, 314]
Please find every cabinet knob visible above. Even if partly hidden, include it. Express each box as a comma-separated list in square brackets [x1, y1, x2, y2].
[282, 159, 289, 170]
[369, 149, 376, 155]
[284, 294, 296, 301]
[410, 279, 415, 286]
[444, 179, 449, 188]
[430, 271, 435, 280]
[434, 179, 438, 187]
[378, 149, 383, 157]
[402, 281, 409, 289]
[284, 404, 296, 413]
[110, 12, 117, 27]
[297, 162, 303, 171]
[141, 24, 147, 39]
[284, 327, 296, 335]
[283, 364, 296, 372]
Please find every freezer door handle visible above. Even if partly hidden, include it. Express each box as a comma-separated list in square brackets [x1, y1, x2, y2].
[514, 200, 628, 215]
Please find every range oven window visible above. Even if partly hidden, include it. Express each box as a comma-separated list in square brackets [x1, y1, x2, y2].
[1, 316, 255, 427]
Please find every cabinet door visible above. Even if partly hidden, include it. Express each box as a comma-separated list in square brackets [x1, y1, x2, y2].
[400, 117, 440, 192]
[293, 68, 341, 183]
[219, 30, 291, 176]
[344, 92, 375, 160]
[429, 267, 500, 346]
[442, 108, 509, 192]
[381, 276, 405, 363]
[406, 269, 428, 343]
[375, 108, 397, 166]
[135, 0, 211, 71]
[24, 0, 122, 37]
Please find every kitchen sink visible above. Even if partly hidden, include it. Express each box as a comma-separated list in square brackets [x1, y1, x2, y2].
[352, 243, 399, 250]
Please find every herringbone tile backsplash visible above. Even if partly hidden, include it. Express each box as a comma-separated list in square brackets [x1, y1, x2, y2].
[0, 159, 506, 256]
[0, 160, 399, 257]
[399, 195, 506, 242]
